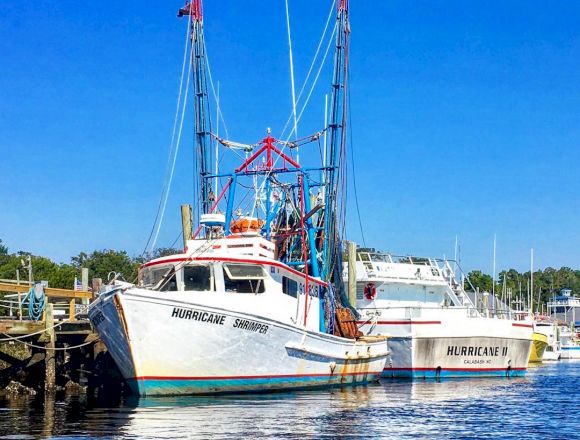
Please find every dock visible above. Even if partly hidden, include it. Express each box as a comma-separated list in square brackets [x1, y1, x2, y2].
[0, 281, 122, 396]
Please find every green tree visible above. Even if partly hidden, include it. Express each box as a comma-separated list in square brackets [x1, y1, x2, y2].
[72, 250, 140, 283]
[0, 239, 7, 256]
[0, 252, 79, 289]
[466, 270, 493, 292]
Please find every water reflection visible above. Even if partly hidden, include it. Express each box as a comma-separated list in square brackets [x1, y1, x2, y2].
[0, 362, 578, 439]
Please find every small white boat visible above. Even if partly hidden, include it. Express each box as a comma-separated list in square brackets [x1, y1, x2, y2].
[346, 252, 533, 378]
[559, 326, 580, 360]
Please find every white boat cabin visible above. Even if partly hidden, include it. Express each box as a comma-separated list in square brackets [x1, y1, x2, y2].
[138, 235, 327, 332]
[344, 252, 482, 320]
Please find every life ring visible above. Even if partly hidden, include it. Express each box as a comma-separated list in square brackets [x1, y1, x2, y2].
[363, 283, 377, 300]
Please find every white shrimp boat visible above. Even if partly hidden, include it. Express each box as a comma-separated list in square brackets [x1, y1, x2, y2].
[90, 234, 388, 396]
[89, 0, 389, 396]
[346, 252, 533, 378]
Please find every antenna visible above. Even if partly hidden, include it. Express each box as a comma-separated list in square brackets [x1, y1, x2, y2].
[215, 80, 220, 194]
[530, 248, 534, 314]
[492, 234, 496, 297]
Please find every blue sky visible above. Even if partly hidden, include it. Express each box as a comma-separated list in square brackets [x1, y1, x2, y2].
[0, 0, 578, 274]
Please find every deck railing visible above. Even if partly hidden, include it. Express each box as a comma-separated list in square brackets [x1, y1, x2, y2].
[0, 281, 92, 322]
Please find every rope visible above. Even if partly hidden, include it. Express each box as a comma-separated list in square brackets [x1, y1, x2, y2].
[284, 0, 299, 144]
[292, 24, 337, 136]
[24, 286, 46, 321]
[347, 82, 366, 247]
[0, 307, 90, 342]
[280, 0, 336, 140]
[243, 22, 337, 223]
[149, 47, 193, 253]
[143, 13, 192, 255]
[204, 41, 229, 139]
[0, 333, 99, 351]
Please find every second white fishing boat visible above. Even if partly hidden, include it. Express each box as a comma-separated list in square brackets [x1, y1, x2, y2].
[346, 251, 533, 378]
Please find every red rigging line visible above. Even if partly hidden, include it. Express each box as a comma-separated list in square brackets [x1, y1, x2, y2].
[178, 0, 203, 21]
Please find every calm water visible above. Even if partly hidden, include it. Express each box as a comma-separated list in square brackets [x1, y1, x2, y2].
[1, 362, 578, 439]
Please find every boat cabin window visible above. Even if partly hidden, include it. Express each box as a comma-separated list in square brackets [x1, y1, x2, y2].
[140, 265, 178, 292]
[223, 264, 266, 294]
[183, 265, 213, 291]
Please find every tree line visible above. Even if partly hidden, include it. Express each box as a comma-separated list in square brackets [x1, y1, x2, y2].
[0, 238, 578, 308]
[0, 238, 179, 290]
[466, 267, 580, 309]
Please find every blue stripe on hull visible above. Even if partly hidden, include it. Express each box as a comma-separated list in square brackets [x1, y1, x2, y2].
[381, 369, 527, 379]
[128, 375, 378, 396]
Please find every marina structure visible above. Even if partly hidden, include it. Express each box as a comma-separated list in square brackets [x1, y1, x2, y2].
[88, 0, 389, 396]
[345, 251, 534, 378]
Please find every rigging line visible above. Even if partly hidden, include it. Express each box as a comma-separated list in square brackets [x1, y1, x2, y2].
[170, 230, 183, 249]
[203, 40, 229, 139]
[251, 21, 338, 208]
[250, 24, 338, 219]
[283, 22, 337, 142]
[226, 9, 334, 253]
[280, 0, 336, 139]
[347, 81, 366, 247]
[284, 0, 299, 145]
[143, 13, 192, 255]
[150, 50, 193, 253]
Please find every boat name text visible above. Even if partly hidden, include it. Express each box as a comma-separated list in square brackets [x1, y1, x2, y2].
[171, 307, 226, 325]
[91, 311, 106, 327]
[233, 318, 269, 334]
[447, 346, 508, 357]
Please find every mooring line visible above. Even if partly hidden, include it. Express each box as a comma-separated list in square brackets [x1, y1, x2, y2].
[0, 333, 99, 351]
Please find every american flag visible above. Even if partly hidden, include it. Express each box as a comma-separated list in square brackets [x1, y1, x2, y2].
[74, 277, 83, 291]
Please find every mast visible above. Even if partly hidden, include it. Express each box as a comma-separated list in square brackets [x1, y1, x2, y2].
[322, 0, 350, 282]
[530, 248, 534, 314]
[179, 0, 213, 216]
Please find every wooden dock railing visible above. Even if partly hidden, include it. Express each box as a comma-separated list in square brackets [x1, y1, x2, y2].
[0, 281, 92, 321]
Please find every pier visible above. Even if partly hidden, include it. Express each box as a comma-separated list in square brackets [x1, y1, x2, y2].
[0, 281, 122, 395]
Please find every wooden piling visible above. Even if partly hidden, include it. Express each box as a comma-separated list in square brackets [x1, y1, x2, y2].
[181, 204, 193, 247]
[81, 267, 89, 306]
[347, 241, 357, 308]
[69, 299, 76, 321]
[44, 303, 56, 393]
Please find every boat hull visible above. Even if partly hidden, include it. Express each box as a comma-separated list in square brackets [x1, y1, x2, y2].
[89, 289, 388, 396]
[560, 346, 580, 360]
[528, 332, 549, 363]
[358, 316, 533, 379]
[541, 348, 561, 361]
